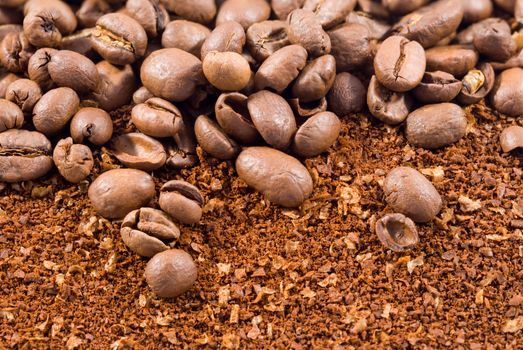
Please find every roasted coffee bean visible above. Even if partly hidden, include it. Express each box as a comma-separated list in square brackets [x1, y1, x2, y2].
[70, 107, 113, 146]
[141, 48, 204, 102]
[111, 132, 166, 171]
[121, 207, 180, 257]
[91, 61, 136, 111]
[132, 86, 154, 105]
[455, 20, 488, 45]
[288, 97, 328, 118]
[328, 23, 372, 71]
[162, 20, 211, 58]
[166, 122, 199, 169]
[159, 180, 204, 225]
[490, 67, 523, 117]
[375, 213, 419, 252]
[254, 45, 308, 93]
[215, 92, 259, 144]
[346, 11, 390, 40]
[405, 103, 467, 149]
[462, 0, 493, 23]
[5, 79, 41, 115]
[145, 249, 197, 298]
[132, 98, 183, 138]
[302, 0, 356, 29]
[271, 0, 305, 20]
[374, 36, 426, 92]
[52, 137, 93, 183]
[425, 45, 479, 78]
[203, 51, 251, 92]
[27, 48, 57, 91]
[500, 125, 523, 152]
[125, 0, 169, 38]
[457, 63, 495, 105]
[382, 0, 428, 15]
[413, 71, 462, 103]
[194, 115, 240, 160]
[47, 50, 99, 94]
[292, 111, 341, 157]
[89, 168, 156, 219]
[287, 9, 331, 57]
[246, 20, 290, 62]
[473, 18, 516, 63]
[0, 99, 23, 132]
[494, 0, 516, 13]
[248, 90, 297, 150]
[62, 29, 97, 60]
[358, 0, 390, 18]
[216, 0, 271, 29]
[0, 31, 33, 73]
[0, 129, 53, 182]
[91, 13, 147, 65]
[76, 0, 111, 28]
[162, 0, 216, 24]
[0, 73, 20, 98]
[236, 147, 313, 207]
[367, 75, 412, 125]
[389, 0, 464, 49]
[33, 87, 79, 136]
[200, 21, 245, 60]
[328, 72, 366, 116]
[292, 55, 336, 103]
[383, 166, 442, 223]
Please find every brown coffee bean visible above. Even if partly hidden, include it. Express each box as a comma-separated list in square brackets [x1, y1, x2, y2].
[413, 71, 462, 103]
[236, 147, 313, 207]
[473, 18, 516, 62]
[194, 115, 240, 160]
[27, 48, 57, 91]
[132, 98, 183, 138]
[215, 92, 259, 144]
[0, 99, 23, 132]
[425, 45, 478, 79]
[246, 20, 290, 62]
[358, 0, 390, 18]
[367, 75, 412, 125]
[121, 207, 180, 257]
[345, 11, 391, 40]
[203, 51, 251, 91]
[288, 97, 328, 118]
[292, 111, 341, 157]
[457, 63, 495, 105]
[462, 0, 493, 23]
[494, 0, 516, 13]
[62, 28, 97, 60]
[248, 90, 297, 150]
[125, 0, 169, 38]
[162, 20, 211, 58]
[162, 0, 216, 24]
[489, 50, 523, 72]
[0, 72, 20, 99]
[76, 0, 111, 28]
[111, 132, 166, 171]
[375, 213, 419, 252]
[254, 45, 307, 93]
[166, 122, 199, 169]
[5, 79, 42, 114]
[200, 21, 245, 60]
[159, 180, 204, 225]
[47, 50, 99, 94]
[383, 166, 442, 223]
[302, 0, 356, 29]
[490, 67, 523, 117]
[328, 23, 372, 71]
[70, 107, 113, 146]
[500, 125, 523, 152]
[0, 31, 33, 73]
[91, 61, 136, 111]
[132, 86, 154, 105]
[216, 0, 271, 30]
[33, 87, 79, 136]
[374, 36, 426, 92]
[92, 13, 147, 65]
[327, 72, 366, 116]
[292, 55, 336, 103]
[287, 9, 331, 57]
[141, 48, 204, 102]
[405, 103, 467, 149]
[53, 137, 94, 183]
[145, 249, 197, 298]
[0, 129, 53, 182]
[382, 0, 428, 14]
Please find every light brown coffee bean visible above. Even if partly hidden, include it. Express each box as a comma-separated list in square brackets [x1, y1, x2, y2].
[345, 11, 390, 40]
[473, 18, 516, 62]
[367, 75, 412, 125]
[125, 0, 169, 38]
[215, 92, 260, 144]
[375, 213, 419, 252]
[292, 55, 336, 103]
[27, 48, 57, 91]
[131, 98, 183, 138]
[111, 132, 166, 171]
[162, 20, 211, 58]
[47, 50, 99, 94]
[287, 9, 331, 57]
[216, 0, 271, 30]
[413, 71, 462, 103]
[53, 137, 94, 183]
[490, 67, 523, 117]
[271, 0, 305, 20]
[70, 107, 113, 146]
[32, 87, 79, 136]
[0, 72, 20, 98]
[292, 111, 341, 157]
[5, 79, 42, 114]
[200, 21, 245, 60]
[246, 20, 290, 62]
[162, 0, 216, 24]
[159, 180, 204, 225]
[328, 23, 372, 71]
[0, 31, 33, 73]
[91, 61, 136, 111]
[500, 125, 523, 152]
[203, 51, 251, 91]
[288, 97, 328, 118]
[303, 0, 357, 29]
[132, 86, 154, 105]
[0, 99, 23, 132]
[194, 115, 240, 160]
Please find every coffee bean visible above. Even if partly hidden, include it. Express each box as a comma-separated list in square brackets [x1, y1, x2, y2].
[203, 51, 251, 91]
[462, 0, 493, 23]
[216, 0, 271, 30]
[33, 87, 79, 136]
[247, 90, 297, 150]
[111, 132, 166, 171]
[92, 13, 147, 65]
[302, 0, 356, 29]
[425, 45, 478, 79]
[236, 146, 313, 207]
[358, 0, 390, 18]
[375, 213, 419, 252]
[76, 0, 111, 28]
[91, 61, 136, 111]
[292, 111, 341, 157]
[500, 125, 523, 153]
[125, 0, 169, 38]
[27, 48, 57, 91]
[0, 99, 23, 132]
[367, 75, 412, 125]
[145, 249, 198, 298]
[374, 36, 426, 92]
[5, 78, 42, 114]
[70, 107, 113, 146]
[121, 207, 180, 257]
[159, 180, 204, 225]
[194, 115, 240, 160]
[162, 20, 211, 58]
[132, 98, 183, 138]
[473, 18, 516, 62]
[254, 45, 308, 93]
[405, 103, 467, 149]
[457, 62, 495, 105]
[60, 28, 96, 59]
[272, 0, 305, 20]
[215, 92, 260, 144]
[345, 11, 391, 40]
[383, 166, 442, 223]
[141, 48, 204, 102]
[292, 55, 336, 102]
[0, 72, 20, 99]
[246, 20, 290, 62]
[47, 50, 99, 94]
[132, 86, 154, 105]
[413, 71, 462, 103]
[0, 31, 33, 73]
[382, 0, 428, 15]
[88, 168, 156, 219]
[287, 9, 331, 57]
[490, 67, 523, 117]
[288, 97, 328, 118]
[200, 21, 245, 60]
[162, 0, 216, 24]
[52, 137, 94, 183]
[327, 72, 366, 116]
[0, 129, 53, 182]
[328, 23, 372, 71]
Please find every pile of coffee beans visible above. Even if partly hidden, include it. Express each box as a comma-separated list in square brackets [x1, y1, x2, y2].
[0, 0, 522, 296]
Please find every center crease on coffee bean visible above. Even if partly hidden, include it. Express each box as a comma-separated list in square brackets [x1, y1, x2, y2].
[393, 40, 408, 82]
